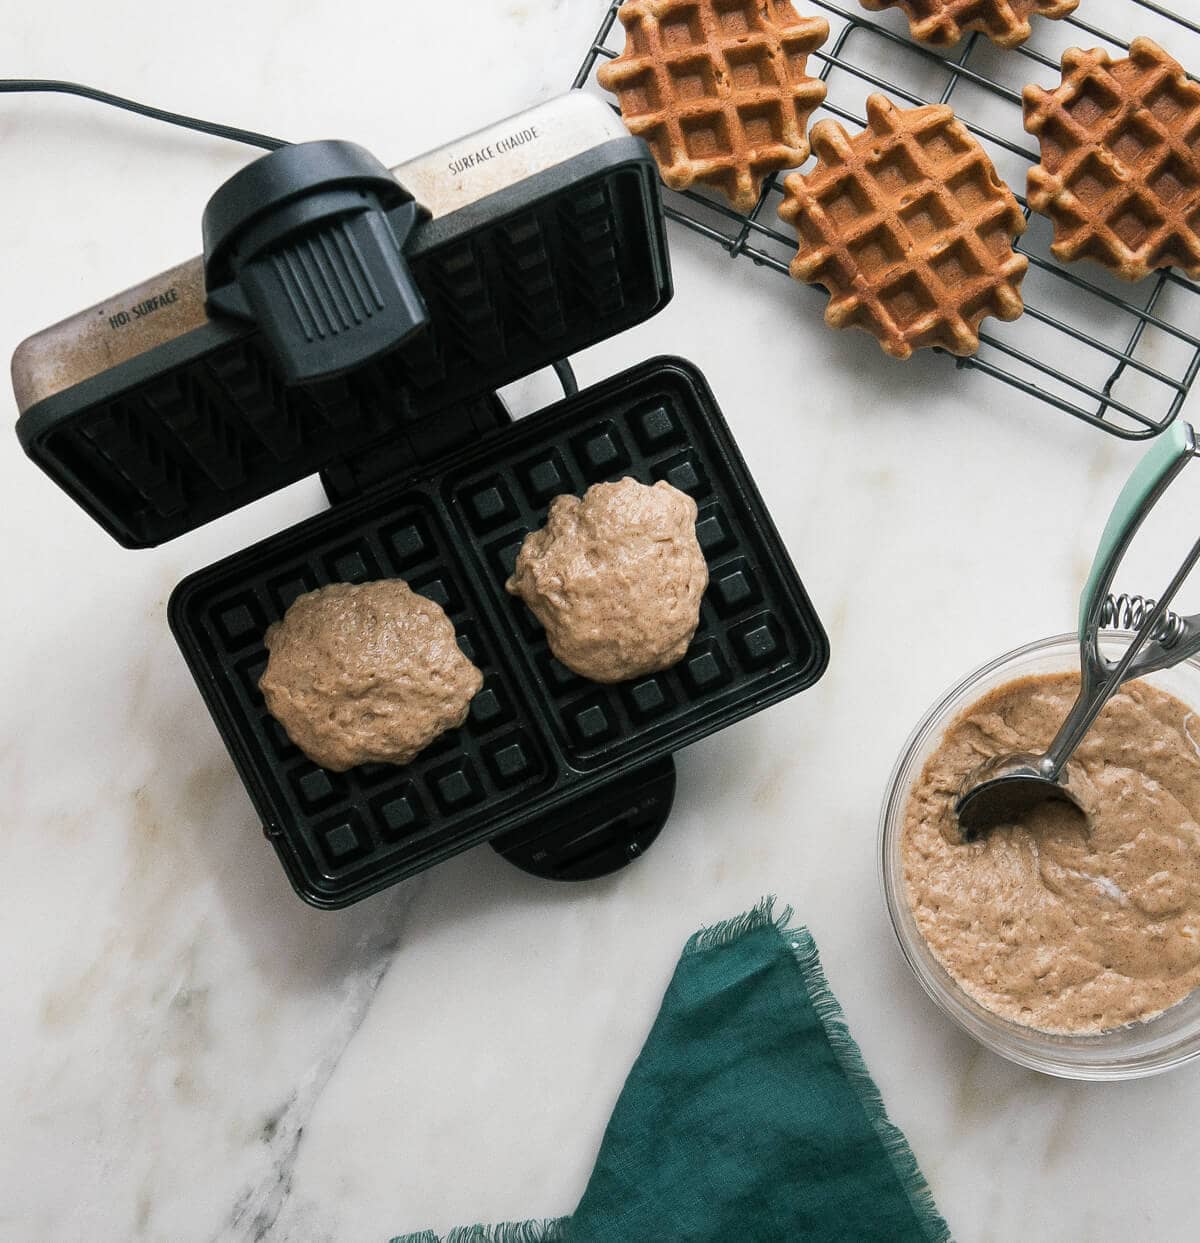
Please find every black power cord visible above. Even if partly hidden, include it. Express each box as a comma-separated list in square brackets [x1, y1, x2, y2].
[0, 79, 287, 150]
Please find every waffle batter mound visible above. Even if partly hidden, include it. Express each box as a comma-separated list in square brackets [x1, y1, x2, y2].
[903, 673, 1200, 1034]
[259, 580, 482, 772]
[506, 478, 707, 684]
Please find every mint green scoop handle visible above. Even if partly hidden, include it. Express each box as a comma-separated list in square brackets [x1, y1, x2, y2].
[1079, 419, 1195, 637]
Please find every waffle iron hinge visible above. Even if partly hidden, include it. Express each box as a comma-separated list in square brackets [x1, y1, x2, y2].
[320, 357, 585, 505]
[317, 389, 514, 505]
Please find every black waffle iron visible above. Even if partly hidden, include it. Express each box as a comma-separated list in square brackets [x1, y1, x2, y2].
[12, 95, 829, 907]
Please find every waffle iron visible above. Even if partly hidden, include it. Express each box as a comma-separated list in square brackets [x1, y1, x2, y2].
[12, 94, 829, 907]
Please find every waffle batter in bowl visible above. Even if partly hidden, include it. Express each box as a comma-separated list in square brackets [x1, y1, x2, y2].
[881, 634, 1200, 1078]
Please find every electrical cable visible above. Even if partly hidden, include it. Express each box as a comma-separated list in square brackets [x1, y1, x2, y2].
[0, 79, 287, 150]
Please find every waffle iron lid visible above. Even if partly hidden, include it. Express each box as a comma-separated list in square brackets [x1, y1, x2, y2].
[12, 95, 671, 549]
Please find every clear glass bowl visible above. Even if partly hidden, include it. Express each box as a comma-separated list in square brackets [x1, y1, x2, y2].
[880, 632, 1200, 1080]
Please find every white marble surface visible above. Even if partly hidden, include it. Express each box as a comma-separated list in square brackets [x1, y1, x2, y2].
[5, 1, 1200, 1239]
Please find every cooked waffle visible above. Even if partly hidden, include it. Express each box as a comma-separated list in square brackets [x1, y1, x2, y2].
[857, 0, 1079, 49]
[597, 0, 830, 214]
[778, 95, 1028, 359]
[1024, 38, 1200, 283]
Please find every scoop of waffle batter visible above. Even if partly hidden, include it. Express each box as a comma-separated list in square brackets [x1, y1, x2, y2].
[597, 0, 829, 213]
[1024, 38, 1200, 283]
[857, 0, 1078, 49]
[778, 95, 1028, 359]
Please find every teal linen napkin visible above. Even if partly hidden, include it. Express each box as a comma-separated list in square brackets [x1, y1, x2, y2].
[393, 899, 950, 1243]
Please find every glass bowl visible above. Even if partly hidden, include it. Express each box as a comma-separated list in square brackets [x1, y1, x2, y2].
[880, 632, 1200, 1080]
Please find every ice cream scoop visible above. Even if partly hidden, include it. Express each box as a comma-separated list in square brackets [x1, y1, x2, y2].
[956, 419, 1200, 839]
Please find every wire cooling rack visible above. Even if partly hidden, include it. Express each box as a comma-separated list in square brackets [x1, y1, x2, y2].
[573, 0, 1200, 439]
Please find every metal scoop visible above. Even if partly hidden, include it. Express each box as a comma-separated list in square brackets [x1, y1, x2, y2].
[955, 420, 1200, 840]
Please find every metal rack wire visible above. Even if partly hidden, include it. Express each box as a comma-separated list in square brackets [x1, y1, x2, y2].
[573, 0, 1200, 439]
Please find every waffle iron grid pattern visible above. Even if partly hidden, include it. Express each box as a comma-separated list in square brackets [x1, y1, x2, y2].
[171, 364, 824, 904]
[448, 383, 802, 769]
[575, 0, 1200, 439]
[185, 490, 555, 892]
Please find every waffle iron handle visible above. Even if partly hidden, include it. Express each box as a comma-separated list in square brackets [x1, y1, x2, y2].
[202, 139, 430, 385]
[490, 757, 675, 880]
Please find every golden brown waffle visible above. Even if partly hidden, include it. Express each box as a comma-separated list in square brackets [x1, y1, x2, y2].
[778, 95, 1028, 359]
[597, 0, 830, 214]
[1024, 38, 1200, 283]
[857, 0, 1078, 49]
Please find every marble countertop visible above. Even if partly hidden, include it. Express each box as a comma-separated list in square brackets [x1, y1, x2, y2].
[5, 1, 1200, 1239]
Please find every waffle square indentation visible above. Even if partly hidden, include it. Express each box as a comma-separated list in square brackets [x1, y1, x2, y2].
[667, 55, 720, 103]
[626, 677, 672, 719]
[467, 480, 519, 531]
[931, 238, 984, 287]
[570, 699, 618, 745]
[432, 760, 482, 812]
[849, 224, 904, 275]
[898, 193, 954, 244]
[490, 534, 528, 583]
[377, 786, 424, 838]
[726, 42, 779, 90]
[659, 5, 704, 50]
[296, 767, 337, 808]
[615, 68, 661, 118]
[410, 574, 459, 613]
[1110, 116, 1161, 168]
[739, 100, 788, 148]
[1149, 155, 1197, 206]
[733, 614, 784, 670]
[328, 544, 379, 584]
[218, 596, 262, 646]
[682, 641, 732, 693]
[655, 451, 709, 497]
[820, 177, 872, 227]
[486, 734, 535, 786]
[268, 571, 316, 613]
[681, 111, 731, 160]
[1146, 79, 1191, 126]
[573, 422, 632, 479]
[1112, 195, 1164, 250]
[1066, 78, 1120, 127]
[469, 684, 510, 729]
[383, 519, 430, 569]
[710, 559, 760, 617]
[714, 0, 759, 36]
[1067, 152, 1120, 203]
[946, 166, 993, 211]
[520, 452, 571, 504]
[880, 273, 937, 329]
[634, 404, 680, 450]
[542, 654, 583, 692]
[320, 814, 369, 865]
[868, 144, 921, 195]
[695, 502, 737, 556]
